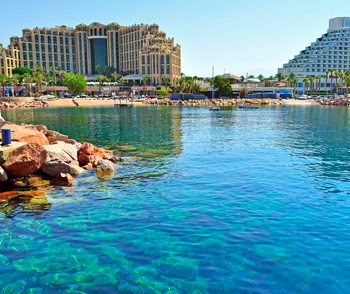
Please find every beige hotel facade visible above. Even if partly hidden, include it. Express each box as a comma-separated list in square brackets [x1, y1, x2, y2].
[0, 22, 181, 84]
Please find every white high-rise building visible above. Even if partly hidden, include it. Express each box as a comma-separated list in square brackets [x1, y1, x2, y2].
[278, 17, 350, 94]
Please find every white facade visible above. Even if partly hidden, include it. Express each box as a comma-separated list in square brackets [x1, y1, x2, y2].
[278, 17, 350, 94]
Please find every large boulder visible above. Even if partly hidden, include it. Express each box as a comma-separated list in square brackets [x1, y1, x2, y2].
[0, 166, 8, 182]
[41, 143, 83, 177]
[2, 143, 47, 177]
[0, 123, 49, 146]
[41, 160, 83, 177]
[52, 141, 78, 161]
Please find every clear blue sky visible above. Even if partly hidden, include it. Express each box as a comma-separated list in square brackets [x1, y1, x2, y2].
[1, 0, 350, 77]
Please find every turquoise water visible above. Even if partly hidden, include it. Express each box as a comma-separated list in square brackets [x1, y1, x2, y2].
[1, 105, 350, 293]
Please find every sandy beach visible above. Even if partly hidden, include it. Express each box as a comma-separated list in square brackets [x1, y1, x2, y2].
[280, 99, 318, 106]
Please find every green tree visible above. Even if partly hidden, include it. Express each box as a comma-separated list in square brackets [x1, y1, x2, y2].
[275, 73, 285, 81]
[326, 70, 332, 94]
[32, 65, 45, 95]
[22, 73, 33, 96]
[0, 74, 8, 97]
[161, 77, 171, 86]
[12, 67, 32, 76]
[257, 74, 265, 81]
[213, 76, 232, 97]
[303, 78, 310, 94]
[111, 72, 121, 83]
[117, 77, 126, 95]
[64, 73, 87, 95]
[96, 75, 109, 92]
[344, 75, 350, 97]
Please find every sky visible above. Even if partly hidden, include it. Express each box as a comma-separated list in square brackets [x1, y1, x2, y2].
[1, 0, 350, 77]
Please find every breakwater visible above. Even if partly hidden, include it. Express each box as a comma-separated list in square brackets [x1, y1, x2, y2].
[145, 98, 283, 106]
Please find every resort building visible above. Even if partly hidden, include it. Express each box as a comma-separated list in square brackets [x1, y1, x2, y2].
[0, 42, 20, 76]
[279, 17, 350, 94]
[4, 22, 181, 84]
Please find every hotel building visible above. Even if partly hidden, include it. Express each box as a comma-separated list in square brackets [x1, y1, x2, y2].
[278, 17, 350, 94]
[2, 22, 181, 84]
[0, 41, 20, 76]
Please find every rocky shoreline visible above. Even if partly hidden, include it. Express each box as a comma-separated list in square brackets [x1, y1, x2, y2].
[318, 98, 350, 106]
[0, 119, 121, 201]
[144, 98, 283, 106]
[0, 98, 48, 109]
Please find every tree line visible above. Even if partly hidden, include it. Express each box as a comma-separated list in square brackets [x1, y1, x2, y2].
[0, 65, 234, 98]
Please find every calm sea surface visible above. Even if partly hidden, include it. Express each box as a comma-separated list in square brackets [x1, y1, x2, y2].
[1, 105, 350, 293]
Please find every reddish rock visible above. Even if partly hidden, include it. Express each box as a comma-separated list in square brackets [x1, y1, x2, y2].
[47, 133, 69, 144]
[54, 173, 74, 186]
[2, 143, 47, 177]
[78, 142, 113, 165]
[78, 154, 103, 166]
[0, 123, 49, 146]
[79, 142, 95, 155]
[35, 125, 48, 135]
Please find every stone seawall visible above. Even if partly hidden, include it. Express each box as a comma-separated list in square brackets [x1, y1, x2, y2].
[0, 98, 48, 109]
[318, 99, 350, 106]
[145, 98, 283, 106]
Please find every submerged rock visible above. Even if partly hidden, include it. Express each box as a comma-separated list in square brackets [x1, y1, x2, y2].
[0, 191, 19, 201]
[2, 143, 47, 177]
[96, 159, 115, 178]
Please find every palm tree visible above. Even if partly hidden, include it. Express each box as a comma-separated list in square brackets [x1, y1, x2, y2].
[286, 73, 296, 87]
[287, 74, 297, 96]
[310, 76, 317, 94]
[141, 75, 150, 86]
[302, 78, 309, 94]
[334, 71, 342, 94]
[176, 77, 186, 93]
[58, 69, 66, 83]
[326, 70, 332, 94]
[275, 73, 285, 81]
[0, 74, 8, 97]
[316, 75, 322, 93]
[95, 65, 104, 75]
[111, 72, 121, 84]
[32, 65, 45, 95]
[161, 77, 171, 87]
[49, 66, 59, 86]
[96, 75, 108, 93]
[10, 74, 20, 96]
[22, 73, 32, 97]
[344, 75, 350, 97]
[140, 75, 150, 95]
